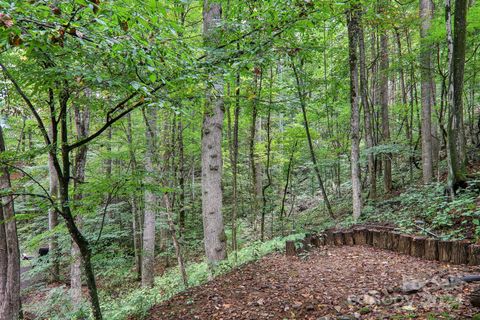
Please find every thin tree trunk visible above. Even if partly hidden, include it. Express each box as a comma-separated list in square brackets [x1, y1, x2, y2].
[0, 125, 21, 320]
[163, 193, 188, 287]
[280, 141, 297, 234]
[291, 61, 334, 218]
[227, 70, 240, 254]
[177, 115, 186, 235]
[359, 24, 376, 200]
[261, 69, 273, 240]
[446, 0, 468, 194]
[202, 0, 227, 264]
[249, 68, 263, 236]
[420, 0, 434, 183]
[126, 113, 142, 280]
[347, 4, 362, 219]
[71, 104, 90, 306]
[48, 121, 60, 282]
[380, 21, 392, 193]
[141, 106, 159, 287]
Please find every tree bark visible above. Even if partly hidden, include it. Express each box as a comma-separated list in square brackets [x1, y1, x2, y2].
[0, 125, 21, 320]
[48, 122, 60, 281]
[141, 106, 159, 287]
[359, 24, 376, 200]
[202, 0, 227, 264]
[379, 9, 392, 193]
[446, 0, 468, 195]
[347, 4, 362, 219]
[126, 113, 142, 280]
[71, 104, 90, 306]
[420, 0, 434, 183]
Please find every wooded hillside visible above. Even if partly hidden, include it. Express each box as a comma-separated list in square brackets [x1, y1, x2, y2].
[0, 0, 480, 319]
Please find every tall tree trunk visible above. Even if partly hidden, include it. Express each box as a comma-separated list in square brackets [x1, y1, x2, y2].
[202, 0, 227, 264]
[250, 68, 264, 239]
[249, 68, 263, 235]
[126, 113, 142, 280]
[227, 71, 240, 254]
[420, 0, 434, 183]
[71, 104, 90, 306]
[292, 61, 334, 218]
[359, 25, 376, 200]
[141, 106, 159, 287]
[446, 0, 468, 194]
[0, 125, 21, 320]
[177, 115, 187, 235]
[380, 21, 392, 193]
[262, 70, 273, 240]
[48, 122, 60, 282]
[347, 4, 362, 219]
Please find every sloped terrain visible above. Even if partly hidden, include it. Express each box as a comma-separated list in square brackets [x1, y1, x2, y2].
[148, 245, 480, 319]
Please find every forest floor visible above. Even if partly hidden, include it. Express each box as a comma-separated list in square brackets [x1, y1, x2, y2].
[146, 245, 480, 320]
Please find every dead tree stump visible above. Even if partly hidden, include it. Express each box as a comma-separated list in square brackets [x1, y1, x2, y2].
[344, 231, 354, 246]
[438, 240, 453, 262]
[398, 235, 412, 255]
[410, 237, 426, 258]
[353, 228, 367, 245]
[333, 232, 345, 246]
[366, 229, 374, 246]
[468, 244, 480, 266]
[451, 241, 469, 265]
[424, 239, 438, 261]
[286, 241, 297, 257]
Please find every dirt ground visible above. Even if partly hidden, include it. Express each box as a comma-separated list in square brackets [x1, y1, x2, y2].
[148, 245, 480, 319]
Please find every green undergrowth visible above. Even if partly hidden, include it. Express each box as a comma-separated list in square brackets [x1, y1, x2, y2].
[101, 232, 305, 320]
[317, 181, 480, 241]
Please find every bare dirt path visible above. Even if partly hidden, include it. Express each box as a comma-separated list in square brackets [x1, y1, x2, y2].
[147, 245, 480, 319]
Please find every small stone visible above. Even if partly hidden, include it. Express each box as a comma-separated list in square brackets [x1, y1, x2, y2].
[402, 280, 424, 293]
[362, 294, 376, 305]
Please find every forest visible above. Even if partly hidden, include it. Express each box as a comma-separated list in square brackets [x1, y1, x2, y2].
[1, 0, 480, 319]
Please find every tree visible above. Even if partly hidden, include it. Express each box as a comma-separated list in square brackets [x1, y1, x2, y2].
[71, 103, 91, 305]
[446, 0, 469, 195]
[201, 0, 227, 264]
[380, 23, 392, 193]
[347, 3, 362, 219]
[0, 125, 21, 320]
[420, 0, 434, 184]
[141, 106, 159, 287]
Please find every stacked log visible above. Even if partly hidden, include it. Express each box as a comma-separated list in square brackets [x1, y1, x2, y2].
[438, 240, 453, 262]
[451, 240, 469, 265]
[410, 237, 426, 258]
[398, 235, 412, 255]
[344, 231, 354, 246]
[325, 231, 335, 246]
[353, 228, 367, 245]
[285, 241, 296, 257]
[424, 238, 438, 261]
[333, 232, 345, 246]
[468, 244, 480, 266]
[283, 226, 477, 267]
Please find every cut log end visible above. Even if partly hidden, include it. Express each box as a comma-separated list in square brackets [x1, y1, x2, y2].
[285, 240, 296, 257]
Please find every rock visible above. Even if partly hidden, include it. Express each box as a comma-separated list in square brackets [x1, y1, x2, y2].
[362, 294, 376, 305]
[402, 280, 424, 293]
